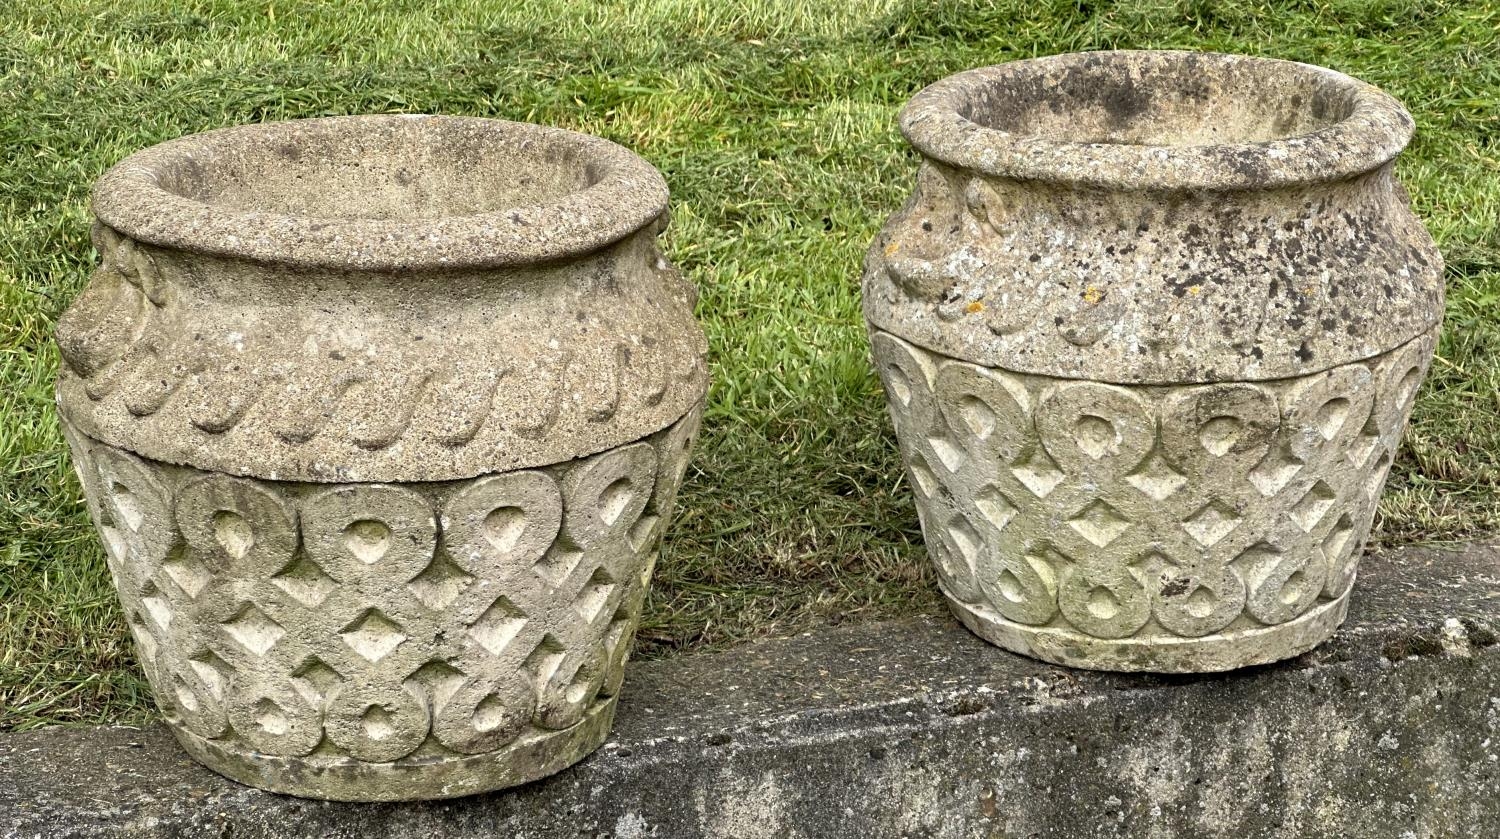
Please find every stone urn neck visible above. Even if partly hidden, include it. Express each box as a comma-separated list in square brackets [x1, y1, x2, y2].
[898, 50, 1414, 193]
[90, 114, 669, 270]
[866, 50, 1442, 386]
[58, 116, 707, 484]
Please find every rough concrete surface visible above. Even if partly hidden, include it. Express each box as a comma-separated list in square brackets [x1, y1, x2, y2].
[864, 51, 1444, 671]
[51, 114, 711, 799]
[5, 540, 1500, 837]
[59, 115, 709, 483]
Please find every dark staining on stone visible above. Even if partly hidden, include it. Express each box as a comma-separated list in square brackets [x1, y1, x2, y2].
[1461, 619, 1498, 648]
[1101, 74, 1151, 127]
[1381, 632, 1445, 662]
[943, 695, 989, 717]
[1224, 148, 1273, 182]
[1295, 341, 1314, 363]
[1137, 221, 1150, 233]
[705, 732, 733, 747]
[921, 220, 933, 232]
[1159, 577, 1191, 598]
[1250, 346, 1264, 360]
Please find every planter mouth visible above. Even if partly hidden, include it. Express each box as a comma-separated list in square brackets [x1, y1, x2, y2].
[91, 115, 670, 269]
[900, 50, 1414, 191]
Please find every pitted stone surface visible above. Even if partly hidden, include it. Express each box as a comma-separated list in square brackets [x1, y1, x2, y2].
[865, 51, 1444, 670]
[872, 329, 1433, 671]
[61, 407, 701, 801]
[864, 51, 1443, 384]
[52, 115, 711, 799]
[56, 116, 708, 483]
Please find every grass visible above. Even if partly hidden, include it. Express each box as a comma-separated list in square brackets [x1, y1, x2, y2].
[2, 0, 1498, 731]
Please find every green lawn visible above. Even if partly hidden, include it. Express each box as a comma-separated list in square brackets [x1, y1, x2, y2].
[3, 0, 1498, 731]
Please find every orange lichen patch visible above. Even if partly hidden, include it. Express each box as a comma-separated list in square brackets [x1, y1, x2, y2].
[885, 241, 901, 256]
[965, 300, 985, 314]
[1081, 285, 1104, 305]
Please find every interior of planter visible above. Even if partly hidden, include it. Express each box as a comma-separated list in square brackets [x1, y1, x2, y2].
[961, 53, 1358, 147]
[156, 118, 598, 221]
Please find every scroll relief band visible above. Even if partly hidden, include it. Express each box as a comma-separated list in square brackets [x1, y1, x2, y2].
[63, 406, 701, 773]
[871, 329, 1434, 646]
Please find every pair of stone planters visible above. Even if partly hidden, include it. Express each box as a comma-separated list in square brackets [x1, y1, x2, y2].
[55, 51, 1441, 801]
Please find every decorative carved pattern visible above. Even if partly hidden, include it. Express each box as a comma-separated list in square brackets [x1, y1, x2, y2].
[54, 228, 710, 484]
[872, 329, 1434, 644]
[66, 406, 701, 770]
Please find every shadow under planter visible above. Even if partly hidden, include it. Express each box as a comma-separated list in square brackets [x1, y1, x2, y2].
[53, 115, 709, 800]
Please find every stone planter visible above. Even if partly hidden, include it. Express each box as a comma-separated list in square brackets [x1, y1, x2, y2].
[55, 115, 708, 800]
[865, 51, 1443, 672]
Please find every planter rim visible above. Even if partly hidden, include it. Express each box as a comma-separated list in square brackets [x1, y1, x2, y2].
[90, 115, 670, 270]
[899, 50, 1414, 191]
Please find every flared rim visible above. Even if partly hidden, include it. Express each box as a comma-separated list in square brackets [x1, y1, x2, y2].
[91, 114, 670, 270]
[899, 50, 1415, 191]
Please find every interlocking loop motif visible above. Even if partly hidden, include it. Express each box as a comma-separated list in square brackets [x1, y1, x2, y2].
[65, 405, 702, 768]
[872, 330, 1434, 644]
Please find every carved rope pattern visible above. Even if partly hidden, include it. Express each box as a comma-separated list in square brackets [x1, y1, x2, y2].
[58, 227, 704, 449]
[872, 330, 1434, 641]
[65, 406, 701, 764]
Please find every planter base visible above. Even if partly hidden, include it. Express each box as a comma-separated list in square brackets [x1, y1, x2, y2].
[61, 406, 702, 801]
[170, 698, 617, 801]
[944, 586, 1351, 672]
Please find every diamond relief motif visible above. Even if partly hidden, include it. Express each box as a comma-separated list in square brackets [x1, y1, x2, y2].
[270, 557, 338, 608]
[870, 328, 1437, 664]
[1125, 450, 1188, 501]
[1182, 501, 1242, 548]
[340, 609, 408, 663]
[1067, 500, 1131, 548]
[161, 552, 213, 599]
[407, 554, 476, 611]
[222, 603, 286, 657]
[469, 597, 528, 658]
[1012, 447, 1065, 499]
[972, 486, 1018, 531]
[1289, 480, 1338, 533]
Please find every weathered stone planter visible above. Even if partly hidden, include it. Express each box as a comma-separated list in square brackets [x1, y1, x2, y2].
[55, 115, 708, 800]
[865, 51, 1443, 672]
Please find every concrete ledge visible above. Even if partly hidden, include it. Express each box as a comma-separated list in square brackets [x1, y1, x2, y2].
[5, 541, 1500, 838]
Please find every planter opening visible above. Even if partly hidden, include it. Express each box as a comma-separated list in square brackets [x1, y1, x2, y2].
[157, 119, 600, 221]
[957, 53, 1355, 147]
[91, 115, 668, 269]
[899, 51, 1414, 190]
